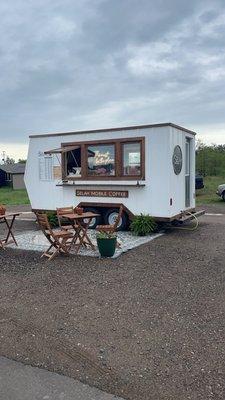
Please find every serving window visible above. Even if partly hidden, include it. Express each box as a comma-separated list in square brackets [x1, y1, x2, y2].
[62, 137, 145, 180]
[67, 146, 81, 177]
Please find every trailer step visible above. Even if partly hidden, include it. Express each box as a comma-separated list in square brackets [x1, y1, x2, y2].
[179, 209, 205, 222]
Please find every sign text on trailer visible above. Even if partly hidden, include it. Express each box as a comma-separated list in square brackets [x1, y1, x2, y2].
[76, 189, 128, 198]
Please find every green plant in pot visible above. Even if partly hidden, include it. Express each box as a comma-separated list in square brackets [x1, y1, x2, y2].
[96, 231, 117, 257]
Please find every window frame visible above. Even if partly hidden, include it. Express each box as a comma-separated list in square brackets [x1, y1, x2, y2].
[62, 137, 145, 181]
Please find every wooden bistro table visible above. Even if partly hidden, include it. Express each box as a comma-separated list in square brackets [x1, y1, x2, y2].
[62, 211, 100, 254]
[0, 212, 20, 249]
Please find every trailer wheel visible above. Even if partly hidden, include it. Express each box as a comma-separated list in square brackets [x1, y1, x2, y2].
[104, 208, 128, 231]
[83, 207, 102, 229]
[222, 191, 225, 202]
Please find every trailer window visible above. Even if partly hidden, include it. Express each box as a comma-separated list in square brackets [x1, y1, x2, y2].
[61, 137, 144, 180]
[87, 144, 115, 176]
[66, 147, 81, 177]
[122, 142, 141, 176]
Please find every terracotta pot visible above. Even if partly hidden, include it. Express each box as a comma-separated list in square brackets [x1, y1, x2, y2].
[0, 205, 6, 215]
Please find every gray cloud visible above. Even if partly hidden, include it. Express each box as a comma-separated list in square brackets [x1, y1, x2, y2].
[0, 0, 225, 144]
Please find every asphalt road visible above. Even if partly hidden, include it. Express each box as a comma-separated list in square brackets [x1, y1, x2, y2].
[0, 357, 123, 400]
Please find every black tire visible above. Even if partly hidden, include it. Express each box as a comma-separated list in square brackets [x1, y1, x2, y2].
[83, 207, 102, 229]
[103, 208, 128, 231]
[222, 191, 225, 202]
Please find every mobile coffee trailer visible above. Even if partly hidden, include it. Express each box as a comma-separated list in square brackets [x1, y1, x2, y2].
[25, 122, 198, 229]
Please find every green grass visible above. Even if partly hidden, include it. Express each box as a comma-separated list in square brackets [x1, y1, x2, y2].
[196, 175, 225, 205]
[0, 187, 30, 205]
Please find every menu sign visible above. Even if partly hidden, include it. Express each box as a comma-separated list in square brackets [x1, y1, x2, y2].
[39, 155, 53, 181]
[76, 189, 128, 198]
[53, 166, 62, 180]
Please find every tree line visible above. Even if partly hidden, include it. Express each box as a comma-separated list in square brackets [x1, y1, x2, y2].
[0, 156, 26, 164]
[196, 140, 225, 177]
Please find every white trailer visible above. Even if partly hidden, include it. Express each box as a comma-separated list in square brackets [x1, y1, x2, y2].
[25, 123, 197, 229]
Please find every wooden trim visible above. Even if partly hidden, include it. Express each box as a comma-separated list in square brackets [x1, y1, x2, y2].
[115, 141, 121, 177]
[44, 145, 80, 154]
[77, 202, 134, 220]
[81, 143, 86, 178]
[29, 122, 196, 138]
[61, 137, 145, 181]
[62, 151, 66, 180]
[61, 136, 144, 146]
[142, 138, 145, 180]
[56, 183, 146, 187]
[32, 203, 134, 221]
[66, 175, 144, 181]
[155, 208, 196, 222]
[31, 206, 203, 224]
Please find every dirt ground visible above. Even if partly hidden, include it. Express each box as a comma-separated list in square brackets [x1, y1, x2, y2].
[0, 213, 225, 400]
[197, 202, 225, 214]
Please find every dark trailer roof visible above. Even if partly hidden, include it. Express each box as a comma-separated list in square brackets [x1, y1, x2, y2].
[0, 163, 26, 174]
[29, 122, 196, 139]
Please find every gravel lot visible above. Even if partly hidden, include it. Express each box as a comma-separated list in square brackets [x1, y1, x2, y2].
[0, 214, 225, 400]
[197, 202, 225, 214]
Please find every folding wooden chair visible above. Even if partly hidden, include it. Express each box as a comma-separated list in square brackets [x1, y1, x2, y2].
[36, 212, 74, 261]
[96, 205, 123, 247]
[56, 206, 75, 231]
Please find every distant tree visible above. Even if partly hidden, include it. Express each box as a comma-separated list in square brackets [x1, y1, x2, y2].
[4, 156, 15, 164]
[195, 139, 205, 151]
[196, 140, 225, 177]
[18, 158, 26, 163]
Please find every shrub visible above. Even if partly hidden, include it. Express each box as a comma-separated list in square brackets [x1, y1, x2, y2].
[130, 214, 157, 236]
[46, 211, 58, 227]
[96, 231, 117, 239]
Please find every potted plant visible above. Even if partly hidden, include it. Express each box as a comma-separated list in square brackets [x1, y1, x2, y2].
[74, 207, 84, 215]
[0, 205, 6, 215]
[96, 231, 117, 257]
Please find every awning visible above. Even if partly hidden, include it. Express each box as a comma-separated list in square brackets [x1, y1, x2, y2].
[44, 145, 80, 154]
[44, 145, 96, 157]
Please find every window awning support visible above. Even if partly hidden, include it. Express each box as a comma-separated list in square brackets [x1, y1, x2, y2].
[44, 145, 80, 155]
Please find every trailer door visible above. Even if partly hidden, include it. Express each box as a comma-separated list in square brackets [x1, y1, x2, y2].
[185, 138, 191, 207]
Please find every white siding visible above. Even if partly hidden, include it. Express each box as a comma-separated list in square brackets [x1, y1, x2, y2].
[24, 125, 195, 219]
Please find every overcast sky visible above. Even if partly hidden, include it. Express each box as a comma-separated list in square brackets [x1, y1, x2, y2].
[0, 0, 225, 160]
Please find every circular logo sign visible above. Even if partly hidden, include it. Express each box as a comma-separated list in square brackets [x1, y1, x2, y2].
[172, 145, 182, 175]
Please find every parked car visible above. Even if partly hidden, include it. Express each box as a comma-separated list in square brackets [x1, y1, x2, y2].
[195, 173, 204, 190]
[216, 184, 225, 201]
